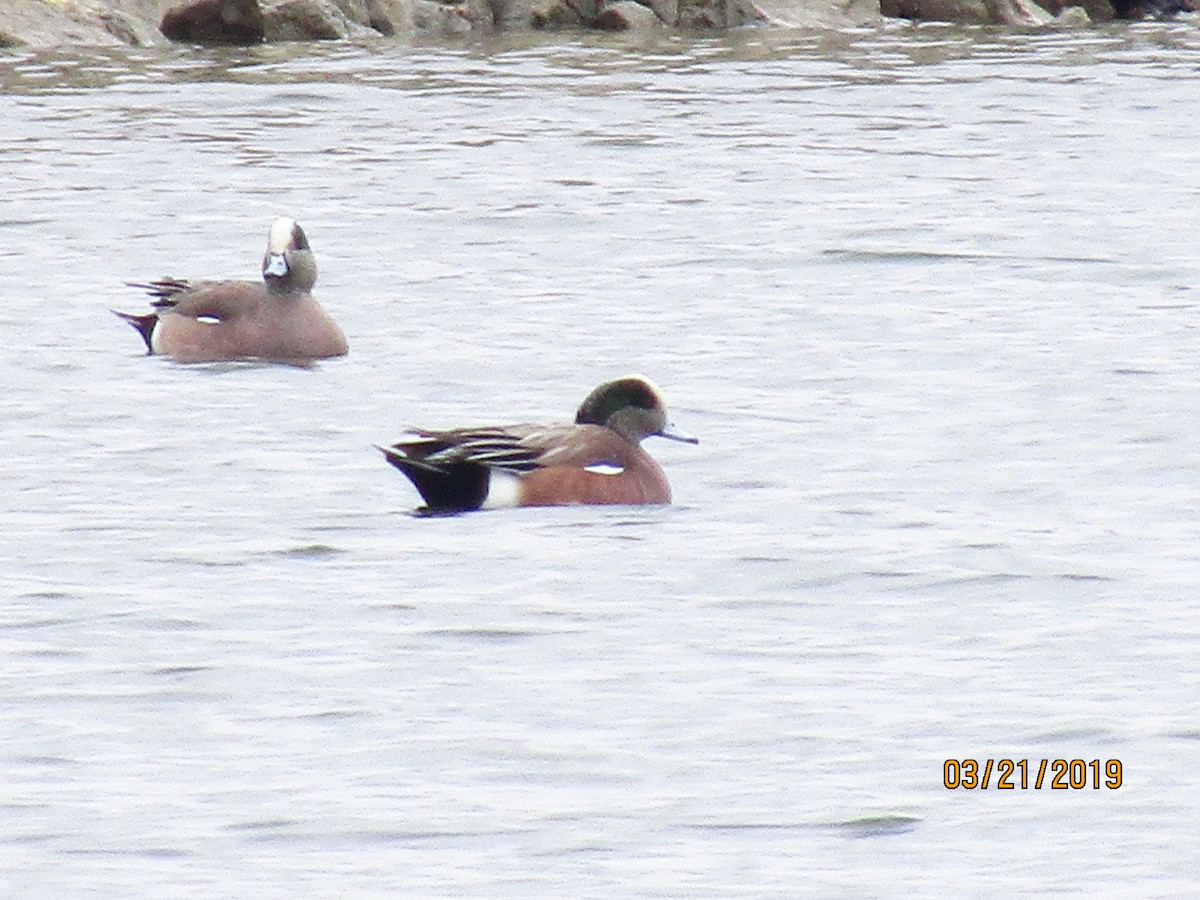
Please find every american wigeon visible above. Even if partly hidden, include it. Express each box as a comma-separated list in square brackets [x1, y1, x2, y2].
[113, 217, 348, 363]
[379, 374, 698, 513]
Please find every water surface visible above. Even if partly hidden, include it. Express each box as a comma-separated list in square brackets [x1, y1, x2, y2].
[2, 23, 1200, 896]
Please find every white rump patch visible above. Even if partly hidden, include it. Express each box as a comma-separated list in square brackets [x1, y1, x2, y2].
[584, 462, 625, 476]
[482, 470, 522, 509]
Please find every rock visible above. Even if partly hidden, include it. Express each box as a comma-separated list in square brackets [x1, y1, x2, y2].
[365, 0, 414, 33]
[462, 0, 497, 27]
[639, 0, 677, 21]
[159, 0, 266, 43]
[1051, 3, 1091, 20]
[1110, 0, 1193, 15]
[0, 0, 858, 45]
[987, 0, 1054, 22]
[411, 0, 474, 31]
[882, 0, 1099, 20]
[530, 0, 602, 25]
[328, 0, 372, 21]
[325, 0, 412, 29]
[1028, 0, 1107, 17]
[272, 0, 415, 33]
[595, 0, 662, 25]
[264, 0, 350, 38]
[0, 0, 100, 46]
[487, 0, 532, 27]
[100, 8, 164, 43]
[676, 0, 767, 25]
[409, 0, 494, 29]
[0, 0, 166, 46]
[530, 0, 580, 26]
[879, 0, 989, 21]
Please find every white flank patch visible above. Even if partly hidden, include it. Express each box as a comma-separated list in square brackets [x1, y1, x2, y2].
[481, 470, 522, 509]
[584, 462, 624, 476]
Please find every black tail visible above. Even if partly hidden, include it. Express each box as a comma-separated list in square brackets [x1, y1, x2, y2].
[111, 309, 157, 353]
[377, 445, 489, 513]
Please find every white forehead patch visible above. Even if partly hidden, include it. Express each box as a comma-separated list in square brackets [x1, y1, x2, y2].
[268, 217, 297, 253]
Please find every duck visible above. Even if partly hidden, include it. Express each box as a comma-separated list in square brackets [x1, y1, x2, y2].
[113, 217, 348, 363]
[379, 374, 697, 513]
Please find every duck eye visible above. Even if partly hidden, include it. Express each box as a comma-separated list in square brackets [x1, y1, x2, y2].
[291, 225, 309, 250]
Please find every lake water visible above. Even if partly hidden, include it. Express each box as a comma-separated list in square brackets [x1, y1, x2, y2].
[2, 20, 1200, 896]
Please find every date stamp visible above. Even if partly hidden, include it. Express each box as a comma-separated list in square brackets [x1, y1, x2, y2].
[944, 758, 1123, 790]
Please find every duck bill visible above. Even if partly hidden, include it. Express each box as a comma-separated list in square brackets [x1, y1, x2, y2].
[263, 252, 289, 278]
[659, 423, 699, 445]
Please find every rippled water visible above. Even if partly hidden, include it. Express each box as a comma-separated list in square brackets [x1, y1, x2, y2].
[3, 22, 1200, 895]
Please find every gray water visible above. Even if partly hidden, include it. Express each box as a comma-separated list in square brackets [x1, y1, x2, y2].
[3, 21, 1200, 896]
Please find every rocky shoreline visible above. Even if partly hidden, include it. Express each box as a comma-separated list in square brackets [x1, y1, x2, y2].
[0, 0, 1192, 50]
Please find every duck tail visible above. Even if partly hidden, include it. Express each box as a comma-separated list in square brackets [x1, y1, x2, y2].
[111, 309, 157, 353]
[376, 443, 488, 514]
